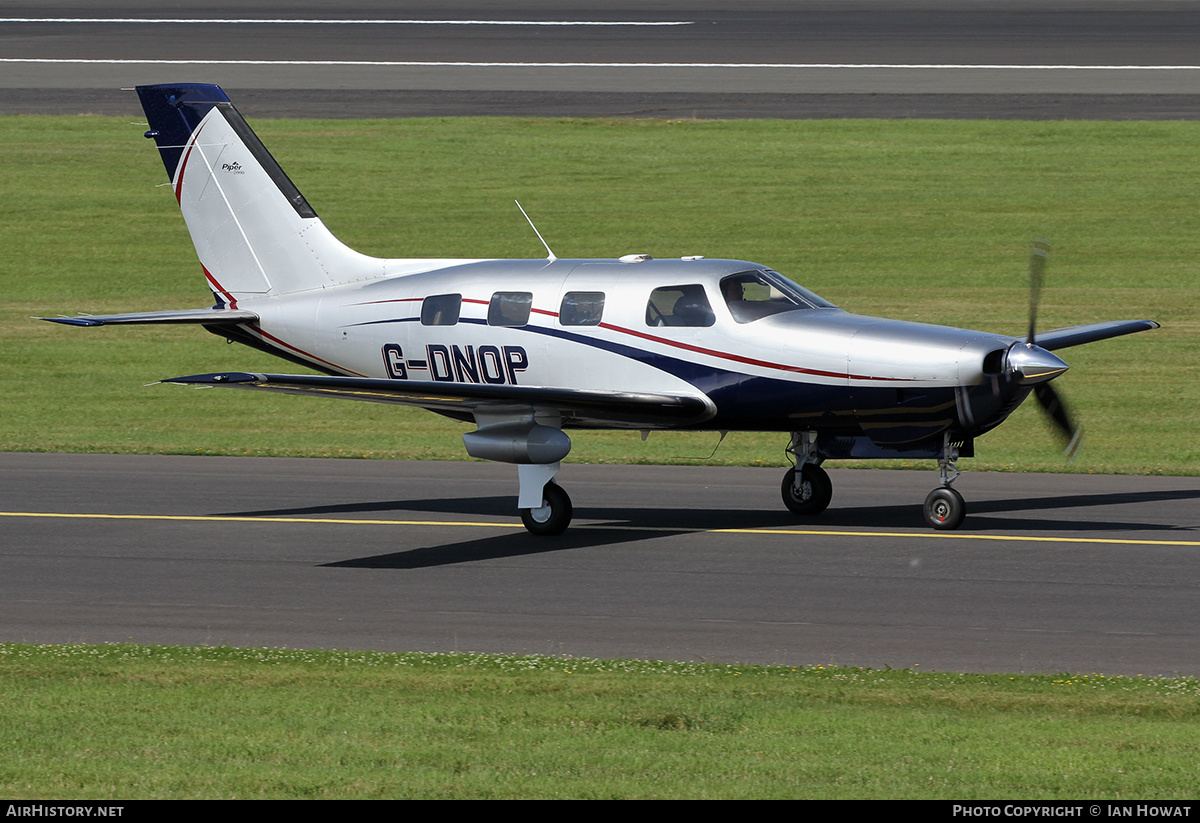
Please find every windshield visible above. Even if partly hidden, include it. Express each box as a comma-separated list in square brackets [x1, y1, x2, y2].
[720, 269, 837, 323]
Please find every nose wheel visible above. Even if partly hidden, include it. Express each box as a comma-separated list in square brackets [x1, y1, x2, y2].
[923, 486, 966, 530]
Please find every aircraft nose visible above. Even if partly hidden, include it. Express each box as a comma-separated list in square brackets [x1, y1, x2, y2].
[1006, 343, 1069, 385]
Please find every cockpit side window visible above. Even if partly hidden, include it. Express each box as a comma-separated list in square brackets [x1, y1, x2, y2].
[421, 293, 461, 326]
[720, 270, 837, 323]
[646, 284, 715, 327]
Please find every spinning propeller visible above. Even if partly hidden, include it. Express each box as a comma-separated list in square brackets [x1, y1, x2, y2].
[1021, 240, 1084, 459]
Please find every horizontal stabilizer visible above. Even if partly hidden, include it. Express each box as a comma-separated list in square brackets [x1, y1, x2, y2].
[43, 308, 259, 327]
[1033, 319, 1160, 351]
[162, 372, 716, 428]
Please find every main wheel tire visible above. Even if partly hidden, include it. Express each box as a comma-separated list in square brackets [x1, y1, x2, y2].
[781, 465, 833, 515]
[924, 487, 966, 530]
[520, 482, 573, 536]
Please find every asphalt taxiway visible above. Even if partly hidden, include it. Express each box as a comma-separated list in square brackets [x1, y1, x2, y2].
[3, 1, 1200, 119]
[3, 453, 1197, 675]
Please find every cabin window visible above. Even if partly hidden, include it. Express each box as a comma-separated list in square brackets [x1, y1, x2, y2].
[420, 293, 461, 326]
[720, 270, 837, 323]
[646, 284, 715, 327]
[559, 292, 605, 326]
[488, 292, 533, 327]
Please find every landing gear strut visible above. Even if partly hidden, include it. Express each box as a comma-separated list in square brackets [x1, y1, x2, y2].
[782, 432, 832, 515]
[923, 434, 966, 530]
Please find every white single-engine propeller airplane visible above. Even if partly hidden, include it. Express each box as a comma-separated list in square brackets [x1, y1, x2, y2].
[47, 83, 1159, 534]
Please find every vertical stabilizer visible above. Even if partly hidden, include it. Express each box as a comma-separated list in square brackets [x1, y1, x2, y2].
[137, 83, 383, 304]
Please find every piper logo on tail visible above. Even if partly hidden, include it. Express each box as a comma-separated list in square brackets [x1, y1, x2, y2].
[383, 343, 528, 384]
[221, 161, 244, 175]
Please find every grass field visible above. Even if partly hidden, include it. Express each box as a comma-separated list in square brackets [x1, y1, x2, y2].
[2, 116, 1196, 473]
[2, 644, 1199, 800]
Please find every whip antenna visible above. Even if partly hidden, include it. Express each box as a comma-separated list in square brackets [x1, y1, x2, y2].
[515, 200, 556, 261]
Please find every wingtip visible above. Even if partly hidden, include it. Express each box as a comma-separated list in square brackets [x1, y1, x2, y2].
[161, 372, 262, 386]
[41, 315, 103, 327]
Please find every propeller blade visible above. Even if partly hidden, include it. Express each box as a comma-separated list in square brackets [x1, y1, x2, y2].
[1028, 239, 1050, 344]
[1023, 240, 1082, 459]
[1033, 382, 1083, 460]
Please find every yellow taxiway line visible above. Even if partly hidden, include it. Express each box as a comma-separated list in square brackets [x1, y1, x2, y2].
[3, 510, 1199, 547]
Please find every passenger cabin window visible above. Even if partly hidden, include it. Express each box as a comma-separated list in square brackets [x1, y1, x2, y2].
[720, 270, 836, 323]
[559, 292, 605, 326]
[646, 284, 715, 327]
[487, 292, 532, 327]
[420, 293, 461, 326]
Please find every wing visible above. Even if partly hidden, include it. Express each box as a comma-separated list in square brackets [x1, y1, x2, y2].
[162, 372, 717, 429]
[42, 308, 259, 327]
[1032, 319, 1159, 351]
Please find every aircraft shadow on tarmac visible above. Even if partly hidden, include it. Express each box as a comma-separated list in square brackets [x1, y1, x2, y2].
[939, 488, 1200, 534]
[217, 487, 1200, 570]
[325, 525, 679, 569]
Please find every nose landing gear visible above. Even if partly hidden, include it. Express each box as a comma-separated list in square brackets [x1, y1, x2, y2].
[923, 435, 967, 530]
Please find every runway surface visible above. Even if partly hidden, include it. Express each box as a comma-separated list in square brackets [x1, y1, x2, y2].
[3, 0, 1200, 119]
[3, 453, 1198, 675]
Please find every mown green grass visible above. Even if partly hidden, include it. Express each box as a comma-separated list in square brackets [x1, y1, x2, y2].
[2, 644, 1198, 799]
[2, 116, 1196, 472]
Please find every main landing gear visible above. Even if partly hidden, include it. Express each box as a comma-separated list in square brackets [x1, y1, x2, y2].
[519, 480, 573, 536]
[516, 462, 573, 536]
[781, 432, 832, 515]
[783, 431, 969, 531]
[781, 464, 832, 515]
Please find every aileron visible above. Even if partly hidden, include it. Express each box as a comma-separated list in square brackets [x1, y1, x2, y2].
[1033, 320, 1160, 351]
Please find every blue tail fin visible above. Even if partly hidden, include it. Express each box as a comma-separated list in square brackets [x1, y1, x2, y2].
[135, 83, 487, 304]
[136, 83, 371, 301]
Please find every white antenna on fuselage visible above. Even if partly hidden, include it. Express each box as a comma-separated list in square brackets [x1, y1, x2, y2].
[515, 200, 556, 261]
